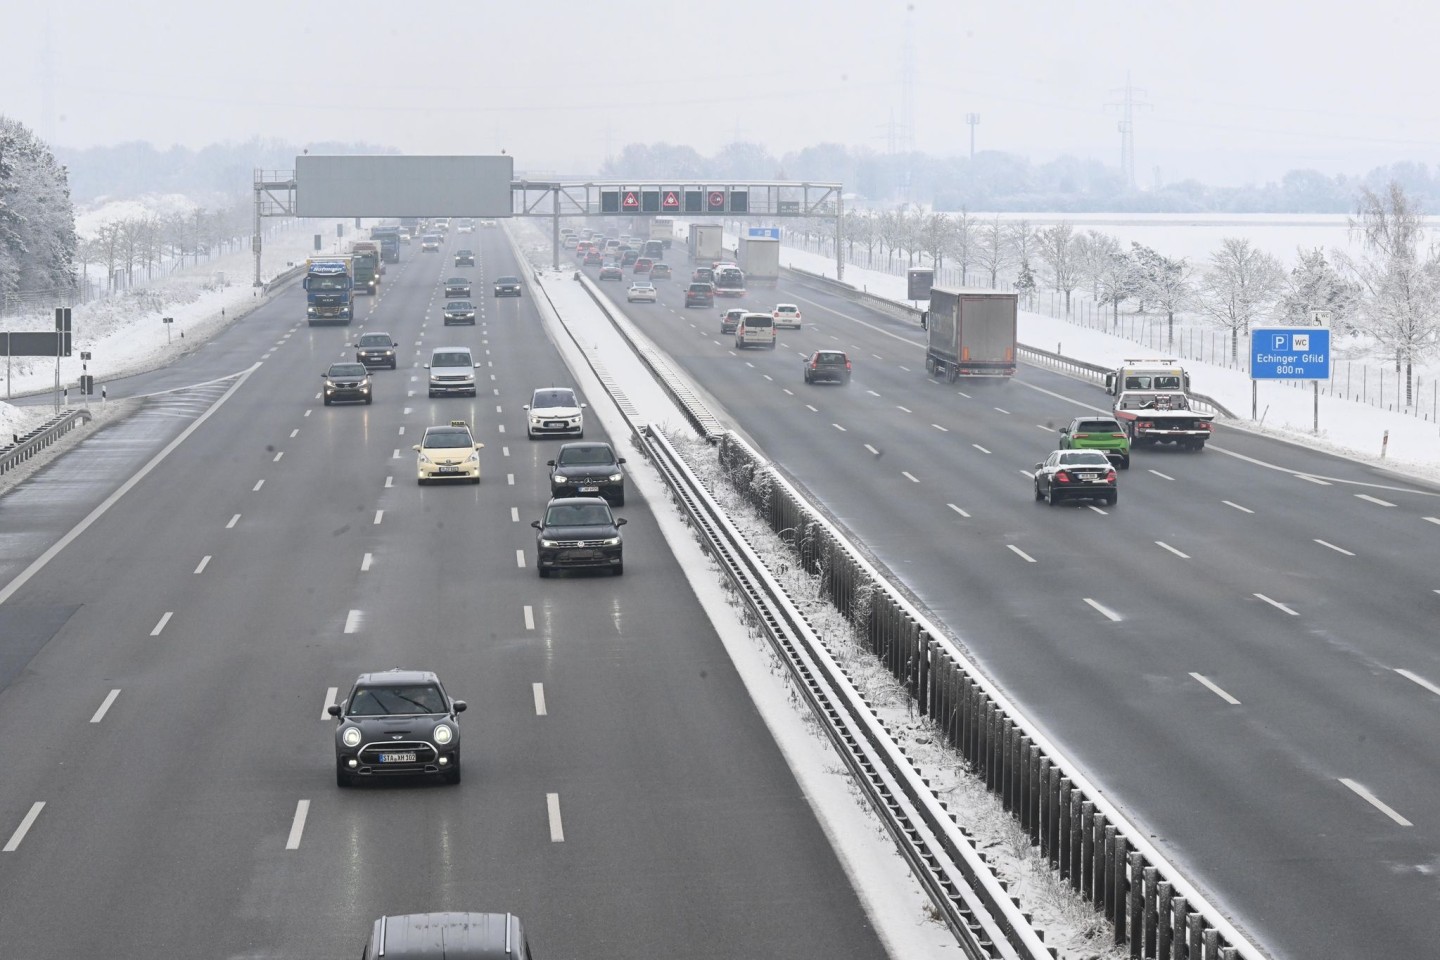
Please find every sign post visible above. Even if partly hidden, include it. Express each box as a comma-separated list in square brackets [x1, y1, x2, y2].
[1250, 326, 1332, 434]
[163, 316, 174, 345]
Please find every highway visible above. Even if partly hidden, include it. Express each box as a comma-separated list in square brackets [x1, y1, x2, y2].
[0, 229, 893, 959]
[564, 231, 1440, 960]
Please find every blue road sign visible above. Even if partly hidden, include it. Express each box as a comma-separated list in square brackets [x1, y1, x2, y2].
[747, 227, 781, 239]
[1250, 327, 1331, 380]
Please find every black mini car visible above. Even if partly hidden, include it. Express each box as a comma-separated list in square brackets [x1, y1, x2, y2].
[328, 669, 466, 786]
[354, 332, 398, 370]
[532, 497, 626, 577]
[547, 441, 626, 505]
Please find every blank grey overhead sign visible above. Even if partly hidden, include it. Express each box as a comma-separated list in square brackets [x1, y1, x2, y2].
[295, 156, 514, 218]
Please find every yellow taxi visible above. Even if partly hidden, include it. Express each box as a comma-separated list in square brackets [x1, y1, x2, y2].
[414, 421, 484, 485]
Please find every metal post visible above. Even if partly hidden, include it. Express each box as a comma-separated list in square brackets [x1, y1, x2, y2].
[835, 191, 845, 282]
[552, 186, 561, 270]
[1252, 380, 1257, 421]
[253, 176, 263, 288]
[1314, 380, 1319, 434]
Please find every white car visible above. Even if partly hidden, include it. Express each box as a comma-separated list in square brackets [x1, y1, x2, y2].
[524, 387, 586, 440]
[415, 420, 484, 485]
[772, 303, 803, 329]
[626, 282, 657, 303]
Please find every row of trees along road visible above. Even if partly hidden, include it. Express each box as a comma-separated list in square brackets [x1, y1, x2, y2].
[79, 204, 255, 293]
[0, 116, 77, 303]
[819, 184, 1439, 405]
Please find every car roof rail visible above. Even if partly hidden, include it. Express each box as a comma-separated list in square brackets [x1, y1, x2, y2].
[377, 915, 388, 956]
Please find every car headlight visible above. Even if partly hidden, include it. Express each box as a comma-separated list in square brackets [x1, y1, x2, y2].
[342, 726, 362, 747]
[418, 453, 432, 464]
[466, 451, 479, 463]
[608, 472, 623, 482]
[360, 382, 370, 391]
[601, 537, 621, 546]
[433, 723, 453, 745]
[325, 380, 336, 388]
[385, 350, 393, 356]
[539, 538, 560, 548]
[552, 474, 567, 483]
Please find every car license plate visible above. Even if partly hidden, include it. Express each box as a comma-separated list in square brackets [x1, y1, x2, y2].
[439, 466, 459, 474]
[378, 752, 416, 763]
[1079, 472, 1098, 480]
[579, 485, 599, 493]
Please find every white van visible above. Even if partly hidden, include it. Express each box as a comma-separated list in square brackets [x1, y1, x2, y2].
[734, 312, 776, 350]
[426, 346, 478, 398]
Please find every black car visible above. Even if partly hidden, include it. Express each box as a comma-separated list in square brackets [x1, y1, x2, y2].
[1033, 450, 1118, 506]
[354, 332, 398, 370]
[322, 362, 373, 405]
[804, 350, 852, 385]
[444, 277, 471, 298]
[454, 250, 476, 266]
[443, 300, 477, 325]
[650, 262, 672, 280]
[532, 497, 626, 577]
[328, 669, 466, 786]
[685, 282, 715, 308]
[493, 276, 522, 297]
[720, 307, 746, 333]
[548, 441, 626, 505]
[598, 263, 623, 281]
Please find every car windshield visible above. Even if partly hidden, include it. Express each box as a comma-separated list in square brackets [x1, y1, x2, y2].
[328, 364, 367, 377]
[533, 389, 576, 408]
[497, 276, 519, 284]
[777, 305, 798, 313]
[348, 684, 447, 716]
[1058, 452, 1111, 466]
[447, 278, 468, 285]
[433, 352, 471, 367]
[358, 335, 391, 347]
[545, 502, 612, 526]
[446, 301, 473, 310]
[558, 446, 614, 466]
[816, 353, 846, 364]
[424, 429, 472, 448]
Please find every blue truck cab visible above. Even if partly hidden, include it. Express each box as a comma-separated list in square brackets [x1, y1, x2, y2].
[304, 257, 354, 325]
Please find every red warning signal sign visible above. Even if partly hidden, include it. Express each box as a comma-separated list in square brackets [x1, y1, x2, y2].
[622, 191, 640, 210]
[662, 191, 680, 210]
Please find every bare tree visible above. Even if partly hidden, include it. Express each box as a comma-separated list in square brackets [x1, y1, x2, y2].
[951, 210, 975, 284]
[971, 215, 1012, 289]
[1035, 222, 1080, 314]
[1136, 246, 1194, 351]
[1280, 247, 1359, 333]
[877, 209, 905, 269]
[846, 212, 879, 266]
[92, 220, 125, 291]
[1005, 219, 1035, 267]
[1198, 237, 1285, 364]
[921, 212, 952, 271]
[1096, 247, 1140, 325]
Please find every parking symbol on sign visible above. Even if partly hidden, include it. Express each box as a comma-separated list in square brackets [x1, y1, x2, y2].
[1272, 334, 1288, 349]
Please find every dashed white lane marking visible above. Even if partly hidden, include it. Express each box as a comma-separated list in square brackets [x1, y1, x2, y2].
[947, 504, 970, 518]
[956, 390, 972, 398]
[1084, 598, 1123, 622]
[763, 374, 773, 381]
[896, 405, 912, 413]
[194, 555, 212, 574]
[150, 612, 173, 636]
[403, 407, 413, 415]
[1223, 501, 1254, 514]
[498, 425, 506, 433]
[902, 471, 920, 483]
[289, 429, 299, 439]
[805, 404, 818, 412]
[495, 405, 503, 414]
[1396, 668, 1440, 698]
[90, 689, 122, 723]
[547, 793, 565, 842]
[373, 510, 384, 525]
[832, 423, 847, 431]
[864, 444, 879, 455]
[972, 444, 991, 454]
[994, 407, 1010, 414]
[1356, 493, 1395, 507]
[502, 446, 510, 457]
[782, 388, 793, 396]
[304, 409, 312, 417]
[227, 514, 241, 529]
[524, 605, 535, 630]
[1189, 673, 1241, 705]
[1294, 474, 1331, 486]
[1156, 542, 1190, 559]
[272, 451, 283, 462]
[533, 683, 547, 716]
[1088, 505, 1109, 515]
[1035, 424, 1052, 432]
[344, 610, 361, 634]
[322, 687, 338, 719]
[866, 389, 881, 397]
[1007, 545, 1036, 563]
[1425, 516, 1440, 526]
[899, 365, 912, 372]
[511, 507, 520, 523]
[1018, 469, 1034, 479]
[286, 800, 311, 849]
[253, 479, 264, 492]
[1339, 779, 1411, 827]
[1315, 539, 1355, 556]
[385, 476, 394, 488]
[3, 802, 45, 852]
[932, 423, 948, 432]
[361, 553, 373, 572]
[397, 426, 405, 436]
[391, 449, 401, 459]
[507, 474, 515, 486]
[1255, 593, 1298, 616]
[744, 361, 755, 369]
[1149, 469, 1175, 481]
[516, 549, 526, 568]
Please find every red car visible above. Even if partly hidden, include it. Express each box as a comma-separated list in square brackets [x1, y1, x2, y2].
[633, 258, 654, 274]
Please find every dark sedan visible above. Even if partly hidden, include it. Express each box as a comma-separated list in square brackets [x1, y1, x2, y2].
[322, 362, 373, 405]
[444, 277, 471, 298]
[1033, 450, 1118, 506]
[493, 276, 522, 297]
[328, 669, 466, 786]
[532, 497, 626, 577]
[354, 332, 398, 370]
[804, 350, 851, 385]
[685, 282, 715, 308]
[443, 300, 476, 325]
[454, 249, 475, 266]
[548, 441, 626, 505]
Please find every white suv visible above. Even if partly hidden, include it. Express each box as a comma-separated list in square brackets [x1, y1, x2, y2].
[524, 387, 586, 439]
[734, 313, 776, 349]
[425, 347, 478, 398]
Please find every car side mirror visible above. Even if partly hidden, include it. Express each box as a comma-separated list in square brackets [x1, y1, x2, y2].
[580, 403, 588, 409]
[1033, 463, 1043, 471]
[546, 459, 556, 466]
[320, 372, 328, 377]
[474, 363, 480, 368]
[423, 364, 430, 369]
[616, 518, 628, 526]
[412, 444, 421, 451]
[617, 457, 626, 464]
[530, 520, 542, 529]
[452, 700, 467, 714]
[327, 703, 342, 717]
[522, 404, 530, 411]
[1059, 427, 1069, 434]
[475, 443, 485, 449]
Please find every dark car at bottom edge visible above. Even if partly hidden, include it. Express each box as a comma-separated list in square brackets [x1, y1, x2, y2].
[328, 669, 466, 786]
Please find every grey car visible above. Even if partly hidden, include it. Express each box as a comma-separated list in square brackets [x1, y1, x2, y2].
[354, 332, 398, 370]
[548, 441, 626, 505]
[493, 276, 522, 297]
[322, 362, 372, 405]
[329, 669, 466, 786]
[532, 497, 626, 577]
[444, 277, 471, 298]
[443, 300, 476, 325]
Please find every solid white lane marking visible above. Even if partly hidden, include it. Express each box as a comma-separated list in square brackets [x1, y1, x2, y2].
[289, 429, 298, 438]
[1190, 672, 1241, 704]
[1255, 593, 1298, 616]
[832, 423, 847, 431]
[193, 555, 211, 574]
[1007, 545, 1036, 563]
[373, 510, 383, 525]
[1315, 539, 1355, 556]
[805, 404, 818, 412]
[385, 476, 394, 488]
[226, 514, 241, 529]
[994, 407, 1010, 414]
[902, 471, 919, 483]
[947, 504, 970, 518]
[511, 507, 520, 523]
[547, 793, 565, 842]
[507, 474, 515, 486]
[516, 549, 526, 568]
[864, 444, 879, 455]
[533, 683, 547, 716]
[1148, 469, 1175, 481]
[272, 451, 283, 462]
[3, 801, 45, 852]
[524, 605, 535, 630]
[972, 444, 991, 454]
[1396, 668, 1440, 698]
[150, 612, 173, 636]
[1294, 474, 1331, 486]
[932, 423, 948, 432]
[1356, 494, 1395, 507]
[90, 689, 121, 723]
[1156, 541, 1190, 559]
[1339, 779, 1411, 827]
[286, 800, 311, 849]
[361, 553, 373, 572]
[1084, 598, 1123, 622]
[896, 405, 912, 413]
[322, 687, 338, 719]
[1223, 501, 1254, 514]
[252, 479, 264, 492]
[344, 610, 361, 633]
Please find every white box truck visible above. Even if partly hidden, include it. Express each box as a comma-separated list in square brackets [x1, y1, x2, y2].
[738, 236, 780, 287]
[923, 289, 1018, 381]
[687, 223, 724, 262]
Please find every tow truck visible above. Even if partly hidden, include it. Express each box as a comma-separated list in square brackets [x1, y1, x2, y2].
[1112, 391, 1215, 451]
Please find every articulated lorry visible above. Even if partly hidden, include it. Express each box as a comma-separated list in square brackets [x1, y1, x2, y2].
[350, 241, 382, 293]
[922, 289, 1018, 381]
[738, 236, 780, 287]
[304, 257, 354, 325]
[687, 223, 724, 262]
[369, 226, 401, 264]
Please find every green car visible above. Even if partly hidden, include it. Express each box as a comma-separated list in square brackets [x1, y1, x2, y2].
[1059, 416, 1130, 469]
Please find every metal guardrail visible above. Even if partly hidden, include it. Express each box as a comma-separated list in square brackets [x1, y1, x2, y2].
[0, 410, 93, 476]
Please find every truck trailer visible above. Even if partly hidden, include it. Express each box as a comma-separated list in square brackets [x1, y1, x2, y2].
[923, 288, 1018, 381]
[350, 241, 382, 293]
[737, 236, 780, 287]
[687, 223, 724, 262]
[369, 226, 402, 264]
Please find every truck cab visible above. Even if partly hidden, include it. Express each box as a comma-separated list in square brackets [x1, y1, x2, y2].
[1105, 359, 1190, 396]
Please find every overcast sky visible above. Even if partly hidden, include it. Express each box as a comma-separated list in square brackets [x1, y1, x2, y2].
[6, 0, 1439, 185]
